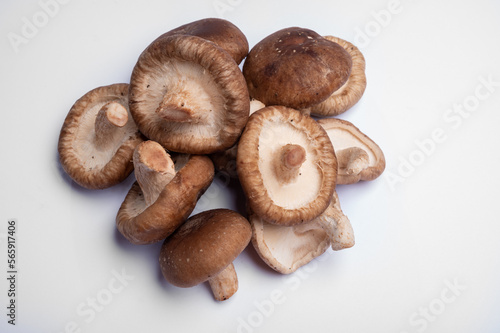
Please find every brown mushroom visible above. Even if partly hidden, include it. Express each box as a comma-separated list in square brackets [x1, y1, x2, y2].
[58, 84, 143, 189]
[116, 141, 214, 245]
[242, 27, 352, 109]
[159, 18, 249, 65]
[129, 34, 250, 154]
[318, 118, 385, 184]
[237, 105, 337, 226]
[250, 191, 353, 274]
[210, 99, 266, 178]
[159, 209, 252, 301]
[302, 36, 367, 117]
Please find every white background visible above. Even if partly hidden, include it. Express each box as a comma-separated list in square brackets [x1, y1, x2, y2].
[1, 0, 500, 332]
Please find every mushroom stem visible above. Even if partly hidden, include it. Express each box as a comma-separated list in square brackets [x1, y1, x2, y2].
[94, 102, 129, 147]
[336, 147, 369, 175]
[208, 263, 238, 301]
[155, 93, 200, 123]
[326, 209, 355, 251]
[133, 141, 176, 206]
[316, 194, 355, 251]
[273, 144, 306, 184]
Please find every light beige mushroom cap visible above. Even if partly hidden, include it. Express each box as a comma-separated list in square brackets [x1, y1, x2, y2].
[129, 34, 250, 154]
[302, 36, 367, 117]
[58, 84, 143, 189]
[237, 106, 337, 226]
[250, 191, 353, 274]
[318, 118, 385, 184]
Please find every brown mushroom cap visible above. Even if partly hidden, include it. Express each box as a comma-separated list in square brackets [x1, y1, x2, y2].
[250, 190, 353, 274]
[237, 106, 337, 226]
[317, 118, 385, 184]
[129, 34, 250, 154]
[210, 99, 266, 178]
[116, 143, 214, 245]
[58, 83, 143, 189]
[159, 18, 249, 65]
[242, 27, 352, 109]
[160, 209, 251, 300]
[303, 36, 367, 117]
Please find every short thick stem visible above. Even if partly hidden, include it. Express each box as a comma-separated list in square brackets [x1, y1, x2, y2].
[316, 194, 355, 251]
[133, 141, 176, 206]
[273, 144, 306, 184]
[94, 102, 128, 147]
[327, 210, 355, 251]
[336, 147, 369, 175]
[208, 263, 238, 301]
[155, 92, 200, 123]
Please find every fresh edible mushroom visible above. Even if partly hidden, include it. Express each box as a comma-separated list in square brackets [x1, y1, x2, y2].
[318, 118, 385, 184]
[159, 18, 249, 65]
[58, 83, 143, 189]
[250, 191, 353, 274]
[116, 141, 214, 245]
[129, 34, 250, 154]
[237, 105, 337, 226]
[159, 209, 252, 301]
[210, 99, 266, 178]
[242, 27, 352, 110]
[302, 36, 367, 117]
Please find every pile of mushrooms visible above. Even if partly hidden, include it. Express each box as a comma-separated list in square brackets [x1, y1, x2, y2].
[57, 18, 385, 300]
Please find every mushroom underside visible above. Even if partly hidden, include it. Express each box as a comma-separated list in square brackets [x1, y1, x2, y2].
[237, 106, 336, 226]
[129, 35, 250, 154]
[251, 191, 354, 274]
[319, 118, 385, 183]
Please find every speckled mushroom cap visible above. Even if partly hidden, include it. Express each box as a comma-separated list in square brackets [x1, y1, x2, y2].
[58, 83, 143, 189]
[317, 118, 385, 184]
[116, 146, 214, 245]
[160, 209, 251, 288]
[237, 106, 337, 226]
[303, 36, 367, 117]
[129, 34, 250, 154]
[159, 18, 249, 65]
[242, 27, 352, 109]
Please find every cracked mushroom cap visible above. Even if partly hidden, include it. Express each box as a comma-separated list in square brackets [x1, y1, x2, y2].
[302, 36, 367, 117]
[318, 118, 385, 184]
[58, 83, 143, 189]
[237, 105, 337, 226]
[242, 27, 352, 110]
[116, 141, 214, 245]
[160, 209, 252, 301]
[250, 191, 353, 274]
[159, 18, 249, 65]
[129, 34, 250, 154]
